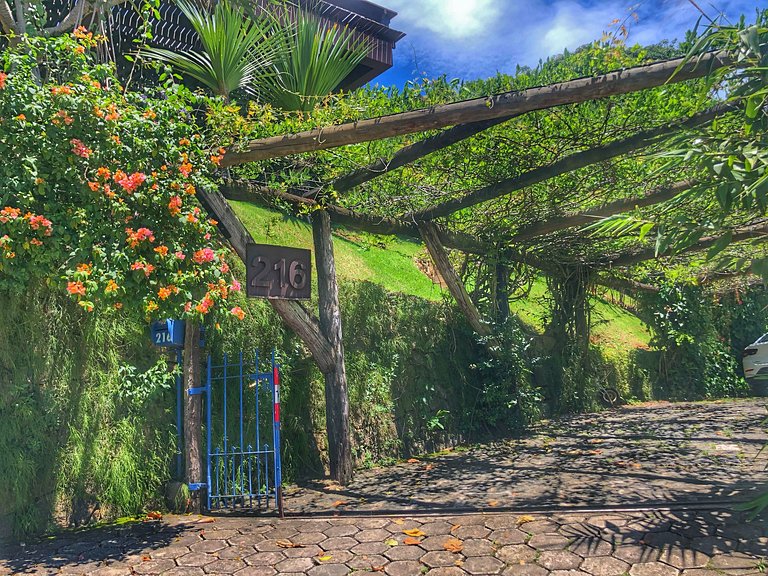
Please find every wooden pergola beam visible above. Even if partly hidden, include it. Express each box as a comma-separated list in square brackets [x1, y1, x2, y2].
[509, 179, 697, 243]
[222, 53, 728, 167]
[408, 105, 727, 221]
[320, 116, 511, 196]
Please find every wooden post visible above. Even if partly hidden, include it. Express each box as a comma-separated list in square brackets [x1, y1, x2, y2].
[183, 321, 203, 512]
[495, 264, 510, 323]
[419, 222, 492, 338]
[312, 211, 352, 484]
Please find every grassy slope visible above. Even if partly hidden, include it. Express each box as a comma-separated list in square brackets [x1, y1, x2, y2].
[232, 202, 650, 349]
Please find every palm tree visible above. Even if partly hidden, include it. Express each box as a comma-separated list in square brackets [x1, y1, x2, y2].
[251, 6, 371, 111]
[139, 0, 281, 100]
[140, 0, 370, 109]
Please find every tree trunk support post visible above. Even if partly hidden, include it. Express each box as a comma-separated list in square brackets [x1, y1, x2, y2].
[419, 222, 493, 338]
[183, 321, 203, 513]
[312, 211, 353, 485]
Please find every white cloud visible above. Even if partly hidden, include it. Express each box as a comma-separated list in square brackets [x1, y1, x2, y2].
[385, 0, 502, 39]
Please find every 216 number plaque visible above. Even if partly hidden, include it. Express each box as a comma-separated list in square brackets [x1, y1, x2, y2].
[246, 244, 311, 300]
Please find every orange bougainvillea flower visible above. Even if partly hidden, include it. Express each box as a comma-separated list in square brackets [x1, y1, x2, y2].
[230, 306, 246, 320]
[96, 167, 111, 179]
[70, 138, 92, 158]
[179, 138, 190, 146]
[143, 109, 156, 120]
[146, 300, 158, 312]
[15, 114, 25, 121]
[184, 184, 195, 196]
[0, 207, 21, 222]
[76, 263, 92, 275]
[105, 279, 119, 293]
[88, 181, 100, 191]
[154, 245, 169, 256]
[67, 281, 86, 296]
[193, 248, 215, 264]
[179, 162, 193, 177]
[168, 196, 182, 215]
[195, 295, 214, 314]
[51, 85, 72, 96]
[116, 172, 146, 193]
[0, 72, 6, 89]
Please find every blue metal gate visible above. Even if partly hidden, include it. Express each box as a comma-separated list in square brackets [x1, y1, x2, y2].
[203, 350, 283, 515]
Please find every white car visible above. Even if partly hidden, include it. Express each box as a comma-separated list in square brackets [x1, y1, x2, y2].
[743, 334, 768, 383]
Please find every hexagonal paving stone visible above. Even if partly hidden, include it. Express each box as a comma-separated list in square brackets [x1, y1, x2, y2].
[454, 525, 491, 540]
[227, 534, 265, 547]
[524, 521, 560, 534]
[292, 532, 327, 546]
[245, 551, 285, 566]
[320, 537, 358, 551]
[418, 536, 454, 552]
[659, 548, 709, 569]
[502, 563, 549, 576]
[132, 559, 177, 574]
[613, 546, 658, 564]
[486, 516, 525, 531]
[191, 540, 228, 554]
[355, 518, 391, 530]
[87, 566, 133, 576]
[216, 546, 255, 560]
[462, 538, 495, 557]
[203, 559, 248, 573]
[323, 525, 358, 538]
[147, 547, 190, 560]
[202, 529, 239, 540]
[492, 529, 528, 545]
[708, 552, 762, 570]
[529, 534, 570, 551]
[319, 549, 354, 563]
[425, 569, 466, 576]
[384, 560, 422, 576]
[283, 544, 323, 558]
[296, 521, 332, 533]
[549, 570, 591, 576]
[356, 529, 391, 543]
[679, 571, 721, 576]
[352, 542, 390, 555]
[346, 554, 388, 570]
[537, 550, 583, 570]
[587, 516, 629, 530]
[569, 537, 613, 557]
[308, 564, 350, 576]
[234, 566, 277, 576]
[629, 561, 680, 576]
[496, 544, 537, 564]
[162, 568, 206, 576]
[274, 557, 315, 573]
[384, 544, 424, 561]
[463, 556, 505, 575]
[421, 522, 454, 536]
[580, 556, 630, 576]
[254, 540, 289, 553]
[261, 527, 299, 541]
[421, 550, 460, 568]
[177, 553, 218, 568]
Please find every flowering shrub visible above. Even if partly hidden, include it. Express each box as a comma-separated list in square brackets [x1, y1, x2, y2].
[0, 31, 243, 319]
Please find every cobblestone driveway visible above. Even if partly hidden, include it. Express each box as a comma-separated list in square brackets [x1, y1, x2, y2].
[3, 399, 768, 575]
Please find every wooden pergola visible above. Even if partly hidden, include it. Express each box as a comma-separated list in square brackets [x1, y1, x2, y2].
[194, 50, 749, 484]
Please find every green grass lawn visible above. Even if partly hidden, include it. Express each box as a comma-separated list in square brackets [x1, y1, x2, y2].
[232, 202, 650, 349]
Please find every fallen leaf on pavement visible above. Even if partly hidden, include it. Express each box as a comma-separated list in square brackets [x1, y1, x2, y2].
[276, 539, 304, 549]
[403, 528, 426, 537]
[373, 566, 385, 572]
[443, 538, 463, 553]
[450, 524, 461, 533]
[406, 458, 420, 464]
[385, 538, 398, 547]
[141, 556, 151, 562]
[332, 500, 349, 507]
[197, 517, 215, 523]
[317, 555, 332, 562]
[403, 537, 422, 545]
[587, 438, 604, 444]
[488, 500, 499, 507]
[145, 511, 162, 520]
[517, 515, 535, 524]
[424, 464, 435, 471]
[392, 518, 405, 525]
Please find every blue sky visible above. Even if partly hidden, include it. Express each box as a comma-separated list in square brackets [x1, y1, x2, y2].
[374, 0, 763, 88]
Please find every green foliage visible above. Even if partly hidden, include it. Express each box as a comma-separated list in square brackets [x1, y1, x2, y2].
[0, 32, 239, 320]
[640, 282, 749, 399]
[0, 286, 174, 537]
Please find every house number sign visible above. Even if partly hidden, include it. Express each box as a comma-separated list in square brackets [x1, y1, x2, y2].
[246, 243, 311, 300]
